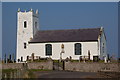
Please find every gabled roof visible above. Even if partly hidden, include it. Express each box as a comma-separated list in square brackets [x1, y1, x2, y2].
[29, 28, 101, 43]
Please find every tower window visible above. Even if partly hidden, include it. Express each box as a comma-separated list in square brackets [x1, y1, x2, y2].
[24, 21, 27, 28]
[24, 43, 27, 49]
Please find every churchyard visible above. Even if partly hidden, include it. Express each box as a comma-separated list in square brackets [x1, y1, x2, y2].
[1, 57, 120, 78]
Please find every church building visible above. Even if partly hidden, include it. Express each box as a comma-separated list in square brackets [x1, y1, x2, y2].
[16, 9, 107, 62]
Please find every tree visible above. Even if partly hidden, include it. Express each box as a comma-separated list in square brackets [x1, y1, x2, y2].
[118, 58, 120, 63]
[107, 54, 110, 60]
[4, 53, 6, 63]
[9, 54, 11, 61]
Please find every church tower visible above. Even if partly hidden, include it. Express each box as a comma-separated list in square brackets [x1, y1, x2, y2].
[16, 9, 39, 62]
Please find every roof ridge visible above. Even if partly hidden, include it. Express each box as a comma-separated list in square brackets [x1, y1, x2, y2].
[38, 27, 101, 32]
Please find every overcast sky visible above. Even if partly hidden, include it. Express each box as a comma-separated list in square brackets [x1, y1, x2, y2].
[2, 2, 119, 59]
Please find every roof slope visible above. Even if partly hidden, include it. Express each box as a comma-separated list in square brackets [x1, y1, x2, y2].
[29, 28, 101, 43]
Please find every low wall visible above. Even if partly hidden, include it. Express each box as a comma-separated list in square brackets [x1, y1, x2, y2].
[2, 61, 53, 70]
[2, 63, 23, 69]
[65, 62, 120, 72]
[27, 61, 53, 70]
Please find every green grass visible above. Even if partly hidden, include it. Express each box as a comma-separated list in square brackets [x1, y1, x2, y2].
[71, 60, 79, 62]
[2, 69, 51, 78]
[53, 60, 59, 63]
[2, 69, 17, 73]
[98, 60, 104, 63]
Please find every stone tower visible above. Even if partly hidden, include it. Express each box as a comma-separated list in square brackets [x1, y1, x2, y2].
[16, 8, 39, 62]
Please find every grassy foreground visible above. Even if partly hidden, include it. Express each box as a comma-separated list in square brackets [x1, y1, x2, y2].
[2, 69, 52, 78]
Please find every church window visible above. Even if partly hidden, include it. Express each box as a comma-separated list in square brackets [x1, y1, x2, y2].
[45, 44, 52, 56]
[24, 21, 27, 28]
[75, 43, 82, 55]
[24, 43, 27, 49]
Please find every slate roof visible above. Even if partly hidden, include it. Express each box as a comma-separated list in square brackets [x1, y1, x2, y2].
[29, 28, 101, 43]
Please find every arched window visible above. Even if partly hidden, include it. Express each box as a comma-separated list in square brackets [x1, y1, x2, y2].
[75, 43, 82, 55]
[45, 44, 52, 56]
[24, 21, 27, 28]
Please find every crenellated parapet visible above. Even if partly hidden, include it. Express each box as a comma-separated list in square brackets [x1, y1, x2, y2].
[17, 8, 39, 15]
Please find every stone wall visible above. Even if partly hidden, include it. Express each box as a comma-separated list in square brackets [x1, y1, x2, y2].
[2, 61, 53, 70]
[2, 61, 119, 72]
[2, 63, 23, 69]
[65, 61, 120, 72]
[27, 61, 53, 70]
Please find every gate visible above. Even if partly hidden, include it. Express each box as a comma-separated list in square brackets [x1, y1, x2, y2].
[53, 60, 65, 70]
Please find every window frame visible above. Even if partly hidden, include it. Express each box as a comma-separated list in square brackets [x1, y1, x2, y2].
[24, 21, 27, 28]
[45, 44, 52, 56]
[24, 43, 27, 49]
[75, 43, 82, 55]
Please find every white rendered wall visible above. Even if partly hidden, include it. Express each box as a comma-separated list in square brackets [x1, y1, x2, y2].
[16, 10, 39, 62]
[99, 30, 107, 59]
[26, 42, 98, 61]
[97, 28, 107, 60]
[33, 13, 39, 35]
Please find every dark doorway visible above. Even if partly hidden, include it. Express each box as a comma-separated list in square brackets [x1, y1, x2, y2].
[53, 60, 65, 70]
[93, 56, 99, 62]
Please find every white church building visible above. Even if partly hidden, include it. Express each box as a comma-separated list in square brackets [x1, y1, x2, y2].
[16, 9, 107, 62]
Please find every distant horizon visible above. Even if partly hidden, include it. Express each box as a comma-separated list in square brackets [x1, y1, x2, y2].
[2, 2, 119, 60]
